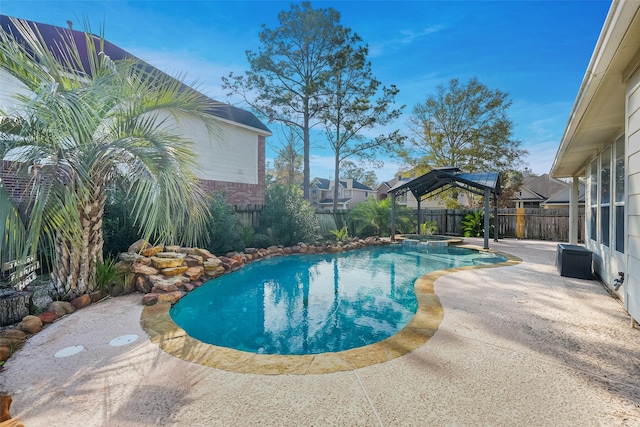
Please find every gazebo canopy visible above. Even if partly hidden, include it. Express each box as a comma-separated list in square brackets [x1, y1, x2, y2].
[388, 167, 501, 199]
[388, 167, 501, 249]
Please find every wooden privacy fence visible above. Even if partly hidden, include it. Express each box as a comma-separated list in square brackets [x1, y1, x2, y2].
[419, 208, 585, 242]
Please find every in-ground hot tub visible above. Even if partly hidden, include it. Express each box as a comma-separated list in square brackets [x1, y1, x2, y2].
[399, 234, 464, 248]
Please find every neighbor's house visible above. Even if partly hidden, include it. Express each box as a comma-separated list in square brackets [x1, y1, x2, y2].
[310, 178, 374, 210]
[377, 175, 449, 208]
[0, 15, 270, 216]
[513, 171, 585, 209]
[550, 1, 640, 324]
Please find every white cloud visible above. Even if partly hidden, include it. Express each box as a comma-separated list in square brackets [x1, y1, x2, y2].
[369, 25, 445, 58]
[399, 26, 443, 44]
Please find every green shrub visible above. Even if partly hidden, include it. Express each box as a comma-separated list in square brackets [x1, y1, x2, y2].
[251, 233, 272, 249]
[95, 255, 121, 292]
[420, 221, 438, 235]
[242, 226, 255, 247]
[349, 198, 414, 237]
[330, 225, 349, 242]
[461, 211, 494, 237]
[205, 193, 246, 255]
[259, 185, 319, 246]
[103, 188, 141, 258]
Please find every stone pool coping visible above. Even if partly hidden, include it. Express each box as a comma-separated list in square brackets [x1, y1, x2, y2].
[140, 245, 522, 375]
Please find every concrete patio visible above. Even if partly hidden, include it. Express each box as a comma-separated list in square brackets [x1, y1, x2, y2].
[1, 239, 639, 426]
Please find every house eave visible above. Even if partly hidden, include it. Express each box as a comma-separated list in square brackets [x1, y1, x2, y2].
[551, 1, 640, 178]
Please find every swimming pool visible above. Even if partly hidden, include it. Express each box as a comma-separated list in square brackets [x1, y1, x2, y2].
[170, 245, 506, 355]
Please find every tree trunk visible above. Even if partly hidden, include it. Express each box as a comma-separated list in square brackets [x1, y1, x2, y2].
[303, 113, 310, 200]
[0, 292, 32, 326]
[52, 193, 105, 299]
[333, 154, 340, 213]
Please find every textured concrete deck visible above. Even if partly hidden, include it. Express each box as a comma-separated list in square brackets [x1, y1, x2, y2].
[1, 239, 639, 426]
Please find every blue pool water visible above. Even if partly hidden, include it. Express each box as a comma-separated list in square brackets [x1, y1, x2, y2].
[170, 245, 505, 355]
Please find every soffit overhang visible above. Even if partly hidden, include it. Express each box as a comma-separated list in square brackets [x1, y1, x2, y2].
[551, 1, 640, 178]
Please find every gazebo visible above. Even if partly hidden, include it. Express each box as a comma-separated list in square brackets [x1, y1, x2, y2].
[388, 167, 501, 249]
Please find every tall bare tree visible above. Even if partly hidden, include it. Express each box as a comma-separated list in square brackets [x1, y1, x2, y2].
[271, 128, 303, 187]
[321, 40, 404, 212]
[222, 2, 351, 200]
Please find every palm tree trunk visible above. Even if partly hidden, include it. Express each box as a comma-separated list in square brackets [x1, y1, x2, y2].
[52, 193, 106, 298]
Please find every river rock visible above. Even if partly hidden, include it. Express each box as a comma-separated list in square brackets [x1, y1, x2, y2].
[70, 295, 91, 310]
[38, 311, 58, 324]
[16, 315, 42, 334]
[48, 301, 75, 316]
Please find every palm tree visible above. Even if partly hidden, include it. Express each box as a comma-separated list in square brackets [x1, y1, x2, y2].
[0, 18, 218, 298]
[349, 197, 415, 237]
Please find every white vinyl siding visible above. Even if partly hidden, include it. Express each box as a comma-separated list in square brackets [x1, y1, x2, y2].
[0, 70, 32, 112]
[159, 112, 259, 185]
[625, 70, 640, 322]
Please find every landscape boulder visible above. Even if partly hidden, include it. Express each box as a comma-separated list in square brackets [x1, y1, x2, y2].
[48, 301, 75, 317]
[70, 294, 91, 310]
[16, 315, 43, 334]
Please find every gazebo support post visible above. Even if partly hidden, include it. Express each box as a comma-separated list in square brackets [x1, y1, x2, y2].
[484, 187, 490, 249]
[391, 191, 396, 240]
[493, 190, 499, 242]
[416, 197, 421, 235]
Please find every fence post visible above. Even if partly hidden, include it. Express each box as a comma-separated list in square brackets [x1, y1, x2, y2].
[517, 208, 525, 239]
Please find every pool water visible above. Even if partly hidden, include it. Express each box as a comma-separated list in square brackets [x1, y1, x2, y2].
[170, 245, 505, 355]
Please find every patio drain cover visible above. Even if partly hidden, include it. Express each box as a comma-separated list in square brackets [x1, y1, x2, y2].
[109, 334, 139, 347]
[55, 345, 85, 358]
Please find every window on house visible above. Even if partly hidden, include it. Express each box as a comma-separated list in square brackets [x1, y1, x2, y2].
[601, 147, 611, 247]
[615, 135, 625, 253]
[590, 158, 598, 242]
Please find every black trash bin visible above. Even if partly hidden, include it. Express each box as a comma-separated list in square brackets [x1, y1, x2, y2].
[556, 244, 593, 279]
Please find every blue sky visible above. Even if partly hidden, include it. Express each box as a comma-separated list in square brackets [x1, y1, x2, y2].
[1, 1, 611, 183]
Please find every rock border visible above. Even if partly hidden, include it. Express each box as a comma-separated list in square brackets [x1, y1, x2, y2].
[124, 237, 394, 307]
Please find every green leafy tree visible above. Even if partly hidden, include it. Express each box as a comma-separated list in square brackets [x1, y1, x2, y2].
[349, 197, 413, 237]
[341, 160, 378, 189]
[401, 77, 527, 206]
[0, 19, 217, 297]
[223, 2, 351, 200]
[322, 39, 404, 212]
[260, 185, 319, 246]
[497, 169, 524, 208]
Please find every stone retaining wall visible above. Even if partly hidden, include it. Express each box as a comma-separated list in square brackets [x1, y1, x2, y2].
[125, 237, 391, 306]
